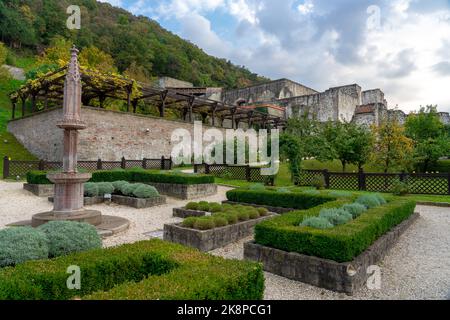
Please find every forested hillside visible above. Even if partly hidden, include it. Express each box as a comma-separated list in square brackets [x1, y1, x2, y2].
[0, 0, 268, 88]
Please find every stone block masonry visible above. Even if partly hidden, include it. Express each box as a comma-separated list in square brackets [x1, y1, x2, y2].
[8, 107, 226, 161]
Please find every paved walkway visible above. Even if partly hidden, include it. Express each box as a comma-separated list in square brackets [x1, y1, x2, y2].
[1, 181, 449, 299]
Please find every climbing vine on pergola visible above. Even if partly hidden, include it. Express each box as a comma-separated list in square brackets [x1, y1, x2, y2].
[9, 66, 286, 129]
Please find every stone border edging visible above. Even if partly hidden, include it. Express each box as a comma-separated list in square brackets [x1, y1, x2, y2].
[24, 184, 54, 197]
[112, 194, 166, 209]
[416, 201, 450, 208]
[222, 201, 295, 214]
[163, 213, 277, 252]
[173, 208, 209, 218]
[244, 212, 420, 295]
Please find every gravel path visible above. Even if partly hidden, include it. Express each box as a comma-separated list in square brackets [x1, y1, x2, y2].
[211, 205, 450, 300]
[1, 181, 449, 300]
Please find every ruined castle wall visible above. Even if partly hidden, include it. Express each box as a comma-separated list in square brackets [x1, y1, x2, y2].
[336, 85, 362, 122]
[283, 84, 361, 122]
[221, 79, 318, 105]
[439, 112, 450, 125]
[8, 107, 227, 161]
[362, 89, 385, 105]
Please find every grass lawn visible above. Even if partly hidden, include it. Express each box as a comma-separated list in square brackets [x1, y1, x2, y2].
[0, 76, 37, 175]
[215, 162, 450, 204]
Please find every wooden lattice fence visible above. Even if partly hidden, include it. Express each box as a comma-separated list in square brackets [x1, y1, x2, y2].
[298, 169, 450, 195]
[3, 156, 172, 179]
[194, 163, 275, 185]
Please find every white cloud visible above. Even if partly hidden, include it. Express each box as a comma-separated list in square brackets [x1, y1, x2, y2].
[126, 0, 450, 112]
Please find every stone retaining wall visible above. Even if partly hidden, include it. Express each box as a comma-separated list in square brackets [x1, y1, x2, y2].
[23, 184, 54, 197]
[244, 212, 420, 295]
[148, 182, 217, 200]
[112, 195, 166, 209]
[164, 214, 276, 252]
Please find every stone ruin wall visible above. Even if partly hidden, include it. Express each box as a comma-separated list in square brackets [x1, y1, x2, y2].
[221, 79, 318, 105]
[283, 84, 361, 123]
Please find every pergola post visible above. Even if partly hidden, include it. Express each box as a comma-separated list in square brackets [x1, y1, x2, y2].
[21, 95, 26, 117]
[159, 90, 168, 117]
[188, 96, 195, 122]
[211, 103, 217, 127]
[126, 86, 132, 112]
[31, 93, 36, 113]
[99, 94, 106, 109]
[231, 107, 237, 129]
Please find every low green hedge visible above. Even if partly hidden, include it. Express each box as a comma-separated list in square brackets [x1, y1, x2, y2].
[26, 169, 214, 186]
[130, 170, 214, 185]
[254, 198, 416, 262]
[226, 189, 337, 210]
[26, 171, 52, 185]
[0, 239, 264, 300]
[429, 159, 450, 173]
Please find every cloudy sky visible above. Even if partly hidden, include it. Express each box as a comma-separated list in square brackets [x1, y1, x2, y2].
[99, 0, 450, 112]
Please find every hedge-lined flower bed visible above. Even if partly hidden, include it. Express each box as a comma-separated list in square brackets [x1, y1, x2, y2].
[254, 197, 416, 262]
[226, 189, 337, 210]
[180, 203, 270, 230]
[300, 194, 386, 229]
[26, 169, 214, 185]
[0, 239, 264, 300]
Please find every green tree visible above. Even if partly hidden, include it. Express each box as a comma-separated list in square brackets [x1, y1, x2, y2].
[405, 106, 450, 172]
[371, 119, 414, 173]
[0, 42, 7, 65]
[79, 46, 117, 73]
[319, 122, 373, 172]
[280, 133, 303, 183]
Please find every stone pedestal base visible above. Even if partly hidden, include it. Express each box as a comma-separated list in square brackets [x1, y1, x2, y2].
[31, 210, 102, 227]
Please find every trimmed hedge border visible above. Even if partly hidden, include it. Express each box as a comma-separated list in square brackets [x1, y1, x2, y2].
[254, 198, 417, 263]
[0, 239, 264, 300]
[245, 211, 420, 295]
[26, 169, 215, 186]
[226, 189, 337, 210]
[164, 214, 276, 252]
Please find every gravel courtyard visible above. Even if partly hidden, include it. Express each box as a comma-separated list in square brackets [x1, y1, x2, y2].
[1, 181, 449, 300]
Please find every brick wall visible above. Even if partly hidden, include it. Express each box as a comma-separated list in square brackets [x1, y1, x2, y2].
[8, 107, 226, 161]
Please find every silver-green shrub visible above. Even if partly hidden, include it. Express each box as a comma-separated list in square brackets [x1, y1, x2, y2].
[319, 208, 353, 226]
[84, 182, 99, 197]
[0, 227, 49, 267]
[342, 203, 367, 219]
[38, 221, 102, 258]
[112, 181, 129, 193]
[373, 193, 387, 205]
[300, 217, 334, 229]
[97, 182, 115, 196]
[356, 194, 381, 208]
[132, 184, 159, 198]
[121, 183, 140, 196]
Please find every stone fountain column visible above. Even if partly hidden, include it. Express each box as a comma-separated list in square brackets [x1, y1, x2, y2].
[32, 47, 102, 227]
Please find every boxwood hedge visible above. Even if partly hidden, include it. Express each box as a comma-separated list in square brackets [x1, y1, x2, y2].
[26, 169, 214, 186]
[26, 171, 53, 185]
[226, 189, 337, 210]
[0, 239, 263, 300]
[254, 198, 416, 263]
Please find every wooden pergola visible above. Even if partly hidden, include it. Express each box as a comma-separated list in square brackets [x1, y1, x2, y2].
[9, 67, 286, 129]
